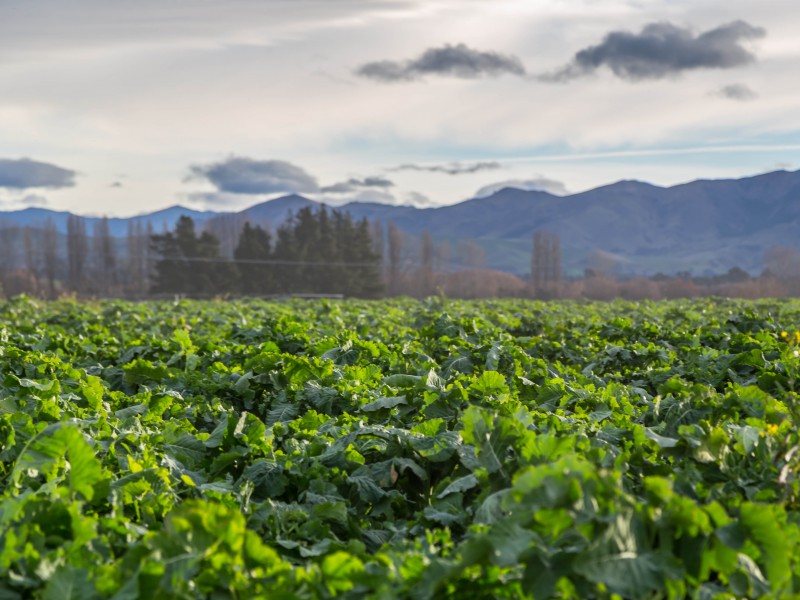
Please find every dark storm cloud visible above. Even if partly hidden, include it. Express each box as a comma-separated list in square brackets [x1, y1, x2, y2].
[391, 161, 502, 175]
[320, 176, 395, 194]
[544, 20, 765, 82]
[188, 156, 319, 195]
[356, 43, 526, 82]
[0, 158, 76, 189]
[716, 83, 757, 101]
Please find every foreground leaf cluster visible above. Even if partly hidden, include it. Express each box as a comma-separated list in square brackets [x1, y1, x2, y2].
[1, 296, 800, 598]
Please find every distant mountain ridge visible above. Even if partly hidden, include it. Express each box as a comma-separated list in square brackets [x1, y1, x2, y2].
[3, 169, 800, 276]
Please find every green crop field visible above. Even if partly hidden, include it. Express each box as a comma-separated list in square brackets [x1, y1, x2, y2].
[2, 296, 800, 599]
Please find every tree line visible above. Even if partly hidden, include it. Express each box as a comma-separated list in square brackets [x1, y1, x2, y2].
[0, 217, 152, 297]
[0, 208, 502, 299]
[4, 210, 797, 300]
[150, 207, 383, 297]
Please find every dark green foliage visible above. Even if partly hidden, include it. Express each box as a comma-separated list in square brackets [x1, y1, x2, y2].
[234, 222, 274, 295]
[152, 209, 383, 297]
[2, 296, 800, 598]
[265, 207, 383, 297]
[150, 215, 238, 295]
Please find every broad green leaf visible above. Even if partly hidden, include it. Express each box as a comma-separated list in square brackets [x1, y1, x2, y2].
[469, 371, 509, 400]
[645, 428, 679, 448]
[360, 396, 407, 412]
[42, 567, 100, 600]
[437, 474, 478, 498]
[321, 552, 364, 594]
[164, 432, 207, 467]
[266, 402, 299, 426]
[12, 423, 103, 500]
[739, 503, 791, 589]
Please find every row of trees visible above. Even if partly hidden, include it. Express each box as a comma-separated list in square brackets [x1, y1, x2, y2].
[0, 217, 152, 297]
[5, 212, 800, 300]
[0, 210, 500, 299]
[150, 207, 383, 297]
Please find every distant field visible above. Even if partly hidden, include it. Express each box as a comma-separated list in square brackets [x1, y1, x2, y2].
[1, 297, 799, 598]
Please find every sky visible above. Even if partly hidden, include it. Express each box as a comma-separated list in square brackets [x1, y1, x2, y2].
[0, 0, 798, 216]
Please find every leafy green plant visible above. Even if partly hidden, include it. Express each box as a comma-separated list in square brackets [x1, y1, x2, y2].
[1, 296, 800, 598]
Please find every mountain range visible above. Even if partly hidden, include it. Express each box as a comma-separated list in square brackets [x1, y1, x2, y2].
[3, 169, 800, 277]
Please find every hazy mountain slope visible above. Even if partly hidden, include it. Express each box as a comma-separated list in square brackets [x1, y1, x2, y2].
[2, 169, 800, 276]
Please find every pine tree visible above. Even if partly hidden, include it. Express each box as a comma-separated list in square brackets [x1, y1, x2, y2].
[234, 222, 273, 295]
[351, 217, 383, 298]
[272, 216, 297, 294]
[315, 207, 340, 293]
[151, 216, 238, 296]
[334, 211, 359, 294]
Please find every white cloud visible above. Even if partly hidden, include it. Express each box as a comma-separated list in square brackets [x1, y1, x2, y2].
[474, 177, 569, 197]
[0, 0, 798, 214]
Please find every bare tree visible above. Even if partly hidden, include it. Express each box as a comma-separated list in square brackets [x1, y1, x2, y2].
[764, 245, 800, 295]
[369, 219, 385, 259]
[23, 227, 37, 277]
[387, 221, 404, 294]
[67, 215, 89, 293]
[531, 230, 562, 298]
[550, 234, 562, 284]
[418, 230, 435, 296]
[585, 249, 617, 279]
[438, 240, 451, 274]
[93, 217, 116, 295]
[126, 220, 151, 296]
[0, 224, 15, 280]
[459, 240, 485, 270]
[43, 220, 58, 298]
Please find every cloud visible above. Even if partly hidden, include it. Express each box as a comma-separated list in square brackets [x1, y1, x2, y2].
[391, 161, 502, 175]
[474, 177, 569, 198]
[110, 181, 123, 188]
[545, 20, 765, 82]
[0, 192, 49, 209]
[404, 191, 436, 207]
[715, 83, 757, 101]
[183, 191, 253, 209]
[318, 188, 397, 207]
[0, 158, 76, 189]
[356, 43, 525, 82]
[320, 176, 395, 194]
[188, 156, 319, 195]
[21, 194, 49, 207]
[325, 189, 436, 208]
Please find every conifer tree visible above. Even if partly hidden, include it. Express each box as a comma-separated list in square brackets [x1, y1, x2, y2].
[352, 217, 384, 298]
[234, 222, 273, 295]
[151, 216, 238, 296]
[272, 217, 298, 294]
